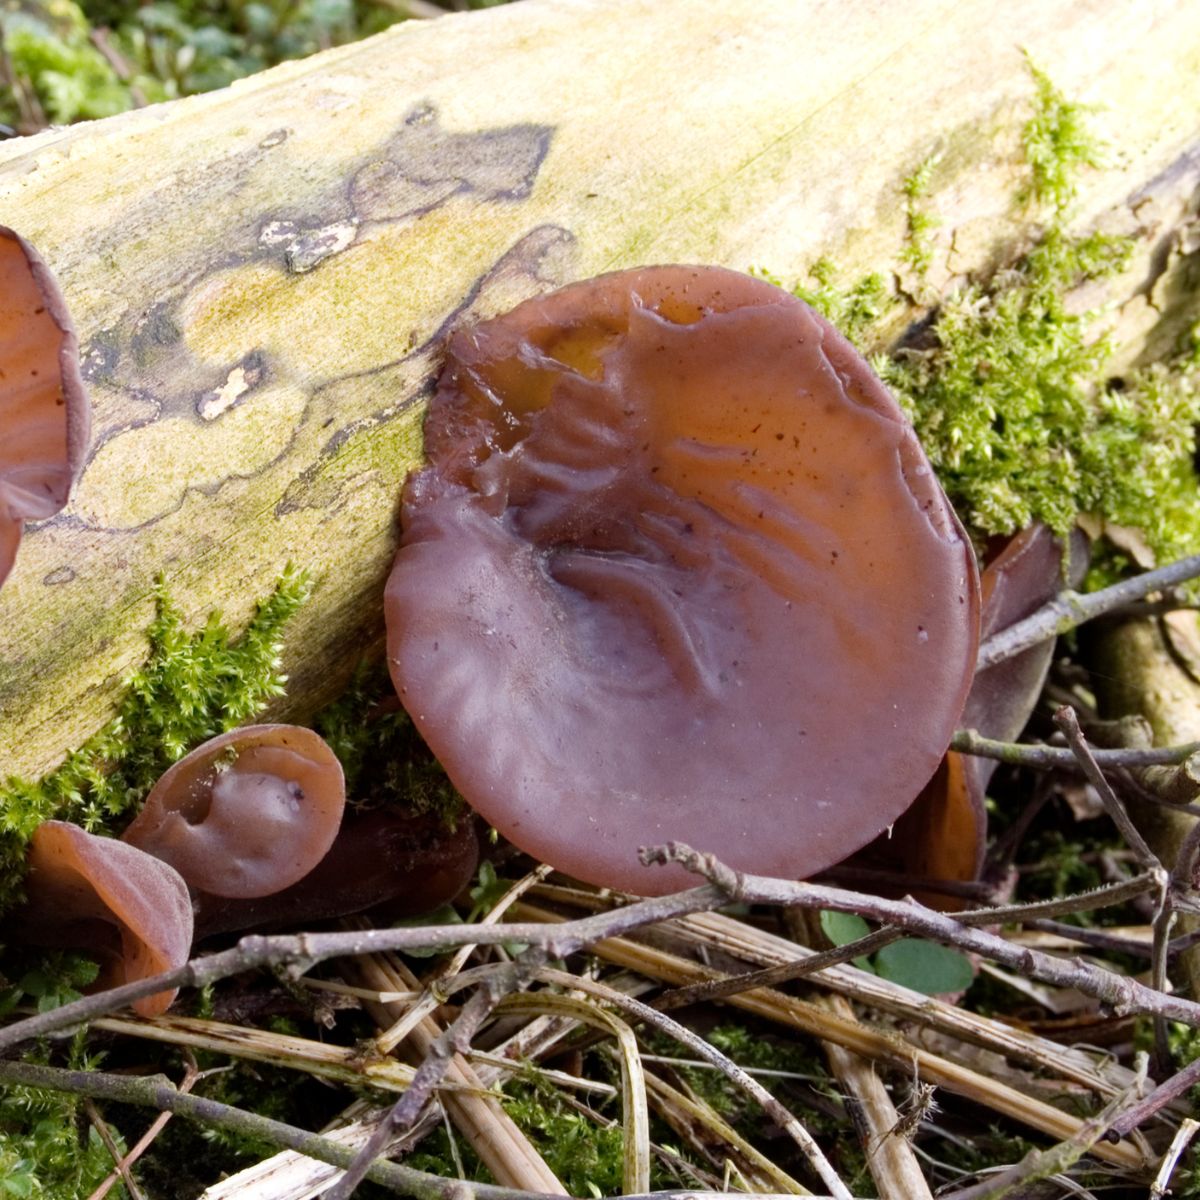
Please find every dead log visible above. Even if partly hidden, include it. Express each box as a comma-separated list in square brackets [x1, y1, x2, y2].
[1, 0, 1199, 778]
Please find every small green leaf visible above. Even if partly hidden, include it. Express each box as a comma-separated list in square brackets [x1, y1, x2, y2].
[873, 939, 974, 995]
[819, 910, 875, 971]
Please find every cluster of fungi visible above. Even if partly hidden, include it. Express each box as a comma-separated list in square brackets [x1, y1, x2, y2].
[1, 230, 1076, 1015]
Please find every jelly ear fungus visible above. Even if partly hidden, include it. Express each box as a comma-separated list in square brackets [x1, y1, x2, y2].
[15, 821, 192, 1018]
[122, 723, 478, 936]
[386, 265, 981, 896]
[121, 724, 346, 899]
[0, 227, 90, 588]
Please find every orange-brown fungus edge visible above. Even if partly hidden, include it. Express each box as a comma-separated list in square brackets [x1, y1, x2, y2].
[17, 821, 192, 1018]
[0, 227, 90, 588]
[386, 265, 981, 895]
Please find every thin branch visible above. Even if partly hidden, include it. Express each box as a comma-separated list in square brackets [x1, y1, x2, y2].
[638, 845, 1200, 1029]
[0, 1059, 558, 1200]
[0, 885, 727, 1051]
[1054, 707, 1161, 871]
[977, 553, 1200, 670]
[654, 926, 902, 1010]
[85, 1056, 202, 1200]
[658, 874, 1158, 1009]
[84, 1098, 147, 1200]
[951, 729, 1200, 769]
[1054, 705, 1175, 1071]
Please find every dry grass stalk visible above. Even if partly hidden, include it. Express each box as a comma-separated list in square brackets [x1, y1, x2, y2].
[675, 910, 1146, 1101]
[92, 1014, 416, 1094]
[819, 995, 934, 1200]
[640, 1069, 809, 1194]
[350, 950, 566, 1194]
[529, 885, 1144, 1100]
[512, 902, 1146, 1170]
[496, 990, 650, 1192]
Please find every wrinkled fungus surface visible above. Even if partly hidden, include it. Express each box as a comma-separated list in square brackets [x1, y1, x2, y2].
[122, 724, 345, 899]
[17, 821, 192, 1018]
[0, 226, 90, 589]
[387, 265, 980, 895]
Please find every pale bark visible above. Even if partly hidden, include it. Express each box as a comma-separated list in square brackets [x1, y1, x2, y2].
[1, 0, 1199, 778]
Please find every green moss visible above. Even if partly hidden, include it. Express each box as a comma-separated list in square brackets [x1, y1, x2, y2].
[0, 564, 311, 913]
[764, 61, 1200, 564]
[1020, 52, 1104, 215]
[313, 659, 464, 824]
[900, 150, 942, 277]
[0, 1028, 125, 1200]
[501, 1074, 627, 1198]
[754, 258, 893, 348]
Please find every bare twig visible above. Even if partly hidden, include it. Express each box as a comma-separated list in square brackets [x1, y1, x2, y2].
[86, 1056, 202, 1200]
[640, 845, 1200, 1029]
[84, 1098, 147, 1200]
[1054, 707, 1161, 871]
[1054, 706, 1176, 1071]
[0, 1059, 558, 1200]
[325, 960, 539, 1200]
[0, 885, 728, 1051]
[951, 728, 1200, 769]
[977, 553, 1200, 670]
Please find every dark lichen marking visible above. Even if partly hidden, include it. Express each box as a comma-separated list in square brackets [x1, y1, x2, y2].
[262, 102, 555, 275]
[42, 566, 75, 585]
[62, 106, 561, 535]
[274, 223, 577, 518]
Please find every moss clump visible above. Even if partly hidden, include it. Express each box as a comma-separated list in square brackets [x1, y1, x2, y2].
[0, 1024, 123, 1200]
[755, 258, 893, 348]
[765, 63, 1200, 562]
[0, 564, 311, 913]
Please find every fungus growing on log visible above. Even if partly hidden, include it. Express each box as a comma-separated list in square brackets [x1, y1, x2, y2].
[14, 821, 192, 1018]
[122, 724, 345, 899]
[0, 227, 90, 589]
[386, 265, 980, 895]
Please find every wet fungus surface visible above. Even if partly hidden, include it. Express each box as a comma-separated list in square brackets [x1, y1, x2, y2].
[121, 724, 345, 899]
[16, 821, 192, 1018]
[386, 265, 981, 895]
[0, 226, 90, 589]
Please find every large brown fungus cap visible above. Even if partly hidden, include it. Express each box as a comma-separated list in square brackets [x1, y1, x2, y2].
[387, 266, 980, 895]
[0, 227, 90, 588]
[18, 821, 193, 1018]
[122, 724, 345, 899]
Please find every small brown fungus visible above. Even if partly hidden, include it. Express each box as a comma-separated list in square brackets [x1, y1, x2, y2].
[15, 821, 192, 1018]
[386, 265, 980, 895]
[122, 724, 345, 899]
[0, 226, 90, 589]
